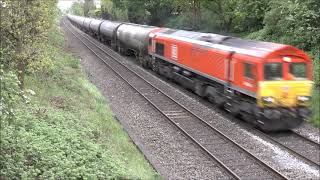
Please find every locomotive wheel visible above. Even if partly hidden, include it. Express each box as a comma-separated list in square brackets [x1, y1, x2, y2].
[151, 59, 159, 73]
[194, 81, 205, 97]
[139, 58, 148, 68]
[205, 86, 216, 103]
[226, 101, 240, 116]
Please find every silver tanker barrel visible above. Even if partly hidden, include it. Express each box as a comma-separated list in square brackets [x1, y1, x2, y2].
[116, 23, 159, 55]
[83, 18, 94, 32]
[89, 19, 103, 37]
[99, 21, 123, 48]
[67, 14, 85, 28]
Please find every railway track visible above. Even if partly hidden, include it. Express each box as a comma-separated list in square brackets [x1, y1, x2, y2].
[265, 130, 320, 166]
[64, 19, 289, 179]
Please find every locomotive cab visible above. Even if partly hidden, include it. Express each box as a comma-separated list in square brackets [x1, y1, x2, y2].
[256, 56, 313, 130]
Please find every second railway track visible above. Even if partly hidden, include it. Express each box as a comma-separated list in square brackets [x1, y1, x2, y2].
[265, 130, 320, 166]
[64, 19, 291, 179]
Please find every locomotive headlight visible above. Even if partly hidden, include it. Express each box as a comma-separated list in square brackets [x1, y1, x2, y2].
[261, 96, 274, 104]
[297, 96, 310, 102]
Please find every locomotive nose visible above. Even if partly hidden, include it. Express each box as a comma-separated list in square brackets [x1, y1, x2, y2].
[257, 80, 313, 107]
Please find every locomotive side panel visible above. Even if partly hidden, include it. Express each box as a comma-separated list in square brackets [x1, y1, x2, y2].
[153, 36, 231, 86]
[231, 54, 261, 95]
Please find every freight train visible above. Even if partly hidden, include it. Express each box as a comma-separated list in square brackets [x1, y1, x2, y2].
[67, 14, 314, 131]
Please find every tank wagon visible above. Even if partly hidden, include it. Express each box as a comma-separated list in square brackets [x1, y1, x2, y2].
[89, 19, 103, 38]
[99, 21, 122, 49]
[67, 15, 85, 29]
[116, 23, 160, 58]
[67, 14, 314, 131]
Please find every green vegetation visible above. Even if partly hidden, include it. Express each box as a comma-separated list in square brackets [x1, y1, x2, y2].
[0, 21, 159, 179]
[1, 0, 58, 89]
[1, 1, 159, 178]
[312, 89, 320, 127]
[69, 0, 101, 18]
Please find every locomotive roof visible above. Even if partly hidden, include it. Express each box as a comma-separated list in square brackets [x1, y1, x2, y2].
[156, 29, 308, 59]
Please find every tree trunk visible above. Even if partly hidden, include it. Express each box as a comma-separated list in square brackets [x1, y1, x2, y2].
[191, 0, 201, 30]
[16, 40, 25, 90]
[17, 61, 25, 90]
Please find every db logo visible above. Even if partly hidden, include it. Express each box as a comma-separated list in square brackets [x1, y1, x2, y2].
[281, 86, 289, 97]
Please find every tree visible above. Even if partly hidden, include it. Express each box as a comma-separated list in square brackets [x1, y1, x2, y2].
[84, 0, 95, 17]
[173, 0, 202, 30]
[0, 0, 57, 89]
[106, 0, 174, 25]
[232, 0, 270, 32]
[69, 1, 85, 16]
[202, 0, 238, 32]
[262, 0, 320, 51]
[144, 0, 174, 26]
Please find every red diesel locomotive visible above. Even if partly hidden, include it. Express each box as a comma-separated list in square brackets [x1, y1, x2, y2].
[146, 29, 313, 131]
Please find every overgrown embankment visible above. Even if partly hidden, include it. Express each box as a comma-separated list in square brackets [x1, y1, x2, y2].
[0, 24, 159, 179]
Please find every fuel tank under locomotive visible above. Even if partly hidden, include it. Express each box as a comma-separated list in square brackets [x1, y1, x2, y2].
[116, 23, 159, 55]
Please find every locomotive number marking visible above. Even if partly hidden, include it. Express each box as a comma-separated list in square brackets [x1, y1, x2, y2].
[171, 44, 178, 60]
[243, 82, 254, 87]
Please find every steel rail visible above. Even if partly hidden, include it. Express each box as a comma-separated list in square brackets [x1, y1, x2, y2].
[290, 130, 320, 146]
[64, 19, 289, 180]
[257, 129, 320, 167]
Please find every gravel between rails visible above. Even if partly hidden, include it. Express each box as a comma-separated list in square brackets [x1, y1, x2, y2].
[62, 20, 232, 179]
[294, 123, 320, 144]
[63, 19, 320, 179]
[267, 131, 320, 166]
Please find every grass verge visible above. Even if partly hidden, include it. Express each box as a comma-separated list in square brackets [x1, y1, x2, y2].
[0, 24, 160, 179]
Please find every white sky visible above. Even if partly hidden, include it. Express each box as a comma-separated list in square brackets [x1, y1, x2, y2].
[58, 0, 77, 11]
[58, 0, 100, 11]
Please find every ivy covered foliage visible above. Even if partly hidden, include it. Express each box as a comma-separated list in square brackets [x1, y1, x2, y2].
[1, 0, 158, 178]
[0, 0, 57, 89]
[0, 24, 158, 179]
[0, 68, 22, 123]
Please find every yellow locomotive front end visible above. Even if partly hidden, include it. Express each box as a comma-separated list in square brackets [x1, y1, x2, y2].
[255, 59, 313, 131]
[258, 80, 313, 108]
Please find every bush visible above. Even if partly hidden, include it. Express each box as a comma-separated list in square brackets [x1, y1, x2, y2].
[0, 108, 126, 179]
[258, 0, 320, 51]
[0, 25, 157, 179]
[0, 68, 22, 123]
